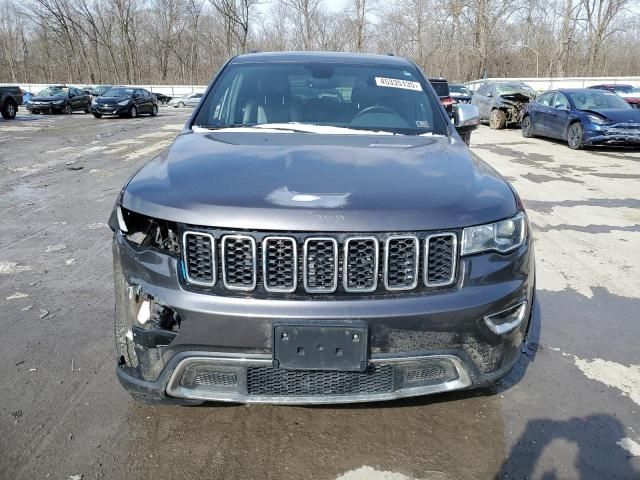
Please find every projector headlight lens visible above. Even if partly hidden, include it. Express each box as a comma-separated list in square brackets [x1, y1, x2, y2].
[461, 212, 526, 255]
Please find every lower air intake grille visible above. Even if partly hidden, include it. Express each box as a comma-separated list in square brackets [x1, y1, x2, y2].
[246, 365, 394, 396]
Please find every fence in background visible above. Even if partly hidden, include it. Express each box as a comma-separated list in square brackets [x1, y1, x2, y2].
[1, 83, 208, 96]
[5, 76, 640, 95]
[465, 76, 640, 92]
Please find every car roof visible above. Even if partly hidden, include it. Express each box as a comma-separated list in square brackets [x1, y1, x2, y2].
[557, 88, 612, 94]
[230, 51, 413, 67]
[589, 84, 632, 88]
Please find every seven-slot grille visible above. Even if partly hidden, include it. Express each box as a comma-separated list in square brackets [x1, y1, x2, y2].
[183, 230, 457, 295]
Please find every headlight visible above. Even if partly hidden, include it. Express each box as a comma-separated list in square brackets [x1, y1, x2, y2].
[461, 212, 527, 255]
[118, 100, 130, 106]
[586, 113, 609, 125]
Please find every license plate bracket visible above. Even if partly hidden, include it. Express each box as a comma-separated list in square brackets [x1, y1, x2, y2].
[273, 321, 368, 371]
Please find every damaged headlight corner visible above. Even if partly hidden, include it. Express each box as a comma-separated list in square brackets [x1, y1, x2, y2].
[113, 205, 180, 254]
[484, 301, 528, 335]
[586, 114, 610, 125]
[461, 212, 527, 256]
[127, 286, 181, 348]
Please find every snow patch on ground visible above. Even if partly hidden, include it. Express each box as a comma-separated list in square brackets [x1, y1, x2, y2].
[335, 466, 448, 480]
[554, 349, 640, 406]
[0, 261, 32, 274]
[617, 437, 640, 456]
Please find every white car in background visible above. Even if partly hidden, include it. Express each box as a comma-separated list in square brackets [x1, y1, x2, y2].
[169, 93, 203, 108]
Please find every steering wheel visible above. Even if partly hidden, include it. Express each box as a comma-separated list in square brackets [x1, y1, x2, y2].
[352, 105, 399, 120]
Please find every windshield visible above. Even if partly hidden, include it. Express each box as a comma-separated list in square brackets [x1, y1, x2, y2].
[193, 62, 449, 136]
[568, 90, 631, 110]
[495, 84, 535, 96]
[610, 85, 640, 97]
[37, 87, 67, 97]
[94, 85, 111, 95]
[103, 87, 134, 97]
[450, 85, 471, 96]
[430, 81, 450, 97]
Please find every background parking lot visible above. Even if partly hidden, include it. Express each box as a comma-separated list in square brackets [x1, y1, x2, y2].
[1, 110, 639, 479]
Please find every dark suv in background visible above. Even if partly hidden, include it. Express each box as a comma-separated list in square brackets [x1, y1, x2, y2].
[472, 82, 536, 129]
[110, 52, 532, 406]
[0, 85, 23, 119]
[27, 86, 91, 115]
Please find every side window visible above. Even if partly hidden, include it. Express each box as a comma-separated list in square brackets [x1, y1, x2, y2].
[477, 85, 488, 96]
[537, 92, 553, 106]
[142, 89, 150, 97]
[71, 88, 80, 96]
[554, 93, 569, 109]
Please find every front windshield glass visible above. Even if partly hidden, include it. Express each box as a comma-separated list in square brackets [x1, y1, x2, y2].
[193, 62, 449, 135]
[450, 85, 471, 96]
[95, 85, 111, 95]
[103, 87, 134, 97]
[38, 87, 67, 97]
[568, 90, 631, 110]
[495, 84, 535, 96]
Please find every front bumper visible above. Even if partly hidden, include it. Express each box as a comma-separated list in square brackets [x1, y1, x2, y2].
[113, 232, 535, 404]
[92, 104, 128, 115]
[584, 125, 640, 145]
[27, 103, 62, 113]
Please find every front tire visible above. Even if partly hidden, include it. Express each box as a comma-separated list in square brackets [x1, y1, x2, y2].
[567, 122, 584, 150]
[489, 109, 507, 130]
[1, 100, 17, 119]
[63, 103, 72, 115]
[93, 113, 102, 119]
[177, 101, 184, 108]
[129, 105, 137, 118]
[521, 115, 534, 138]
[150, 104, 158, 116]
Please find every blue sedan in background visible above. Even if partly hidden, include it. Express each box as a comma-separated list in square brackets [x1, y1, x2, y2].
[521, 88, 640, 149]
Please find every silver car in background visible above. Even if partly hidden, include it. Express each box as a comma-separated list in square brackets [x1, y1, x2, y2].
[169, 92, 203, 108]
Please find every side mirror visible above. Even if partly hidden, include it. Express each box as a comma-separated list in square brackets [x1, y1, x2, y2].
[454, 104, 480, 135]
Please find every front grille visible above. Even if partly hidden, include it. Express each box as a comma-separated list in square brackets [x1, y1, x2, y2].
[425, 233, 457, 286]
[385, 236, 419, 290]
[263, 237, 297, 292]
[183, 229, 458, 297]
[183, 232, 215, 285]
[246, 365, 393, 396]
[304, 238, 338, 293]
[344, 237, 378, 292]
[221, 235, 256, 290]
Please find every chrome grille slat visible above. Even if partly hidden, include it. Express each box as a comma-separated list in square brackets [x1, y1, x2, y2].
[262, 236, 297, 293]
[343, 237, 379, 293]
[183, 231, 216, 286]
[221, 235, 257, 291]
[384, 235, 419, 291]
[425, 233, 457, 287]
[303, 237, 338, 293]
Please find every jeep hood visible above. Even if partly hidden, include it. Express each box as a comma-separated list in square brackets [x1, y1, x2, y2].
[121, 132, 517, 231]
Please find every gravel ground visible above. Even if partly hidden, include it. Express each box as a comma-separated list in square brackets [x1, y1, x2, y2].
[1, 109, 639, 480]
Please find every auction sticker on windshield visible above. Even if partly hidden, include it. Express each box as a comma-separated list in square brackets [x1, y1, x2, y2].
[375, 77, 422, 91]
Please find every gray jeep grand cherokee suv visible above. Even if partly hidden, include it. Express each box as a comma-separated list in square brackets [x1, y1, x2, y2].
[110, 52, 534, 405]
